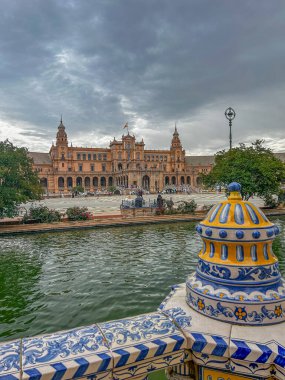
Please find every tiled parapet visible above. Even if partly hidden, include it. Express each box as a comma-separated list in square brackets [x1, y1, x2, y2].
[0, 311, 189, 380]
[22, 324, 112, 380]
[0, 339, 21, 380]
[98, 312, 188, 380]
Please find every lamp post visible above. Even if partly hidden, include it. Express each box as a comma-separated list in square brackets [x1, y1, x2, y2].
[225, 107, 236, 150]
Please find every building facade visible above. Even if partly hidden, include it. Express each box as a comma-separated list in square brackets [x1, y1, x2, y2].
[29, 120, 215, 194]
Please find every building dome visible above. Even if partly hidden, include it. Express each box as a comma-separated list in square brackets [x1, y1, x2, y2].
[186, 182, 284, 325]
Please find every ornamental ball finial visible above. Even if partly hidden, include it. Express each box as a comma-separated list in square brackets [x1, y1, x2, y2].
[228, 182, 241, 192]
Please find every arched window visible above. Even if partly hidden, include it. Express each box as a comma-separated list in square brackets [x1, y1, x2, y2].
[76, 177, 82, 186]
[40, 178, 48, 188]
[93, 177, 98, 187]
[85, 177, 90, 188]
[101, 177, 106, 187]
[58, 177, 64, 189]
[67, 177, 73, 188]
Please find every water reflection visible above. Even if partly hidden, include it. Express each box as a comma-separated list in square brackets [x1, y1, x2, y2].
[0, 218, 284, 342]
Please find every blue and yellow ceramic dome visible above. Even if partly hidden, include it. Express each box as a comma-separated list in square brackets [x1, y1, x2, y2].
[186, 182, 284, 325]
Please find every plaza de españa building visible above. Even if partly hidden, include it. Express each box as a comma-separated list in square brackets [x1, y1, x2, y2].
[29, 120, 215, 194]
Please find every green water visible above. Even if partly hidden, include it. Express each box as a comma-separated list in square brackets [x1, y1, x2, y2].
[0, 218, 284, 343]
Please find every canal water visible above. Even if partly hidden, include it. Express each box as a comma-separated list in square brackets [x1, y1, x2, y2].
[0, 218, 284, 343]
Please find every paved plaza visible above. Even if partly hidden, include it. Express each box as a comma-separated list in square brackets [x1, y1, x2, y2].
[22, 192, 264, 215]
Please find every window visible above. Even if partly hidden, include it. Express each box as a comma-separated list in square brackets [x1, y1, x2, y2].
[103, 153, 107, 161]
[61, 154, 65, 160]
[77, 153, 81, 160]
[102, 164, 106, 172]
[88, 154, 91, 160]
[62, 163, 64, 167]
[93, 153, 97, 160]
[164, 156, 167, 161]
[160, 155, 163, 161]
[68, 167, 72, 172]
[91, 164, 94, 172]
[79, 164, 83, 172]
[118, 151, 122, 160]
[156, 156, 159, 161]
[152, 155, 154, 161]
[98, 153, 102, 160]
[136, 152, 140, 160]
[83, 153, 86, 160]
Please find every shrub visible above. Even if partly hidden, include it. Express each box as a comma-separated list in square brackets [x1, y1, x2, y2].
[66, 206, 93, 220]
[23, 205, 61, 223]
[264, 195, 279, 209]
[176, 200, 197, 214]
[202, 204, 214, 211]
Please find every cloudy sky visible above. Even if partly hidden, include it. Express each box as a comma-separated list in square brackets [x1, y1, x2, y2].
[0, 0, 285, 155]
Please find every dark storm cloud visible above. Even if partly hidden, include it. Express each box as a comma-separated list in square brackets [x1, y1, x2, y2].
[0, 0, 285, 153]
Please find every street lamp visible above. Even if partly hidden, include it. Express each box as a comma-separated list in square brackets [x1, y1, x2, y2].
[225, 107, 236, 150]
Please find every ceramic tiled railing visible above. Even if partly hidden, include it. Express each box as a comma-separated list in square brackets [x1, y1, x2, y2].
[2, 284, 285, 380]
[0, 308, 191, 380]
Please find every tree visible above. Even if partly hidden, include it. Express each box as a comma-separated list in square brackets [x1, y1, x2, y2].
[72, 185, 84, 194]
[0, 140, 42, 218]
[202, 140, 285, 201]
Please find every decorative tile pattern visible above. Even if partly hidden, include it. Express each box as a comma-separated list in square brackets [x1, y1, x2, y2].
[22, 325, 112, 380]
[160, 285, 231, 360]
[161, 307, 192, 330]
[0, 340, 21, 380]
[191, 351, 230, 370]
[112, 350, 188, 380]
[197, 259, 280, 284]
[99, 312, 187, 379]
[99, 313, 182, 349]
[186, 278, 285, 325]
[230, 358, 272, 378]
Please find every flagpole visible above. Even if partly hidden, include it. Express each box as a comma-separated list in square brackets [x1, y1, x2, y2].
[123, 122, 129, 134]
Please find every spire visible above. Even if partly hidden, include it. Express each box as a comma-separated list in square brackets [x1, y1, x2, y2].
[171, 124, 182, 150]
[56, 117, 68, 146]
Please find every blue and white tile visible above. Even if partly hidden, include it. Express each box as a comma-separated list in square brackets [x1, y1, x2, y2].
[22, 324, 113, 380]
[229, 358, 272, 378]
[99, 312, 187, 379]
[273, 363, 285, 380]
[230, 323, 285, 364]
[160, 287, 231, 358]
[112, 350, 188, 380]
[191, 351, 230, 371]
[159, 284, 185, 311]
[0, 339, 21, 380]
